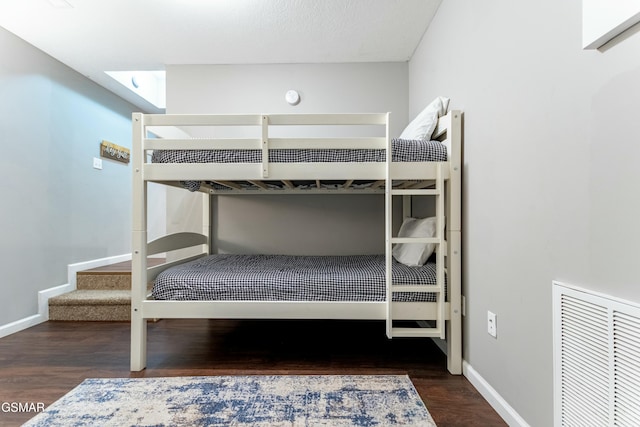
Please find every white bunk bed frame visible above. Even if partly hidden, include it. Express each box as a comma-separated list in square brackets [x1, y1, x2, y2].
[131, 110, 462, 374]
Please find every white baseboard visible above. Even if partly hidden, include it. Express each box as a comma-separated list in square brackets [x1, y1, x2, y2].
[463, 361, 530, 427]
[38, 283, 75, 321]
[0, 253, 133, 339]
[0, 314, 44, 339]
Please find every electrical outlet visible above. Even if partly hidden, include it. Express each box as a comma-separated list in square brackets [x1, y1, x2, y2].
[487, 311, 497, 338]
[93, 157, 103, 170]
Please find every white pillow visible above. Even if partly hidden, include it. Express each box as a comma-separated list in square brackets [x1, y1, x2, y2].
[392, 217, 438, 267]
[399, 96, 450, 141]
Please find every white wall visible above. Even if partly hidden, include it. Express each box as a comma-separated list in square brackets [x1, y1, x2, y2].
[411, 1, 640, 425]
[166, 62, 409, 255]
[0, 28, 138, 326]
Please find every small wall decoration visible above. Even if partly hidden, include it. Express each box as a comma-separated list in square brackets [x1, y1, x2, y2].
[100, 140, 130, 164]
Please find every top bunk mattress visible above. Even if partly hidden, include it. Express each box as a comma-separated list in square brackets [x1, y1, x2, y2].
[151, 138, 447, 165]
[152, 254, 443, 303]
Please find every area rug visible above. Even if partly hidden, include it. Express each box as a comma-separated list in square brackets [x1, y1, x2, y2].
[23, 375, 436, 426]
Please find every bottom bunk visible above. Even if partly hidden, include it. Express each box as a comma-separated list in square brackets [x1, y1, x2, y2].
[131, 250, 456, 373]
[140, 253, 447, 324]
[152, 254, 440, 302]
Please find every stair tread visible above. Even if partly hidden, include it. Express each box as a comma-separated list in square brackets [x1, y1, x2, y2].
[49, 290, 134, 306]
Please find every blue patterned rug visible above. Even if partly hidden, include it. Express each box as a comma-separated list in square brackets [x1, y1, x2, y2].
[23, 375, 435, 426]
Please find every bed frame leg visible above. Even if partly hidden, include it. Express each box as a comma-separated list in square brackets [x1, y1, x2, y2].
[446, 319, 462, 375]
[130, 310, 147, 371]
[446, 229, 462, 375]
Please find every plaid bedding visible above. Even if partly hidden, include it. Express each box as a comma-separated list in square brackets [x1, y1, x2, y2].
[152, 254, 441, 302]
[151, 138, 447, 164]
[151, 138, 447, 191]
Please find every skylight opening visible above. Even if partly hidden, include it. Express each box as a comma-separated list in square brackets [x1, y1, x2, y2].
[47, 0, 74, 8]
[106, 70, 166, 109]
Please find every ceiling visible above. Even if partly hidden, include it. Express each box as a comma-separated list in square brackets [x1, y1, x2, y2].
[0, 0, 442, 113]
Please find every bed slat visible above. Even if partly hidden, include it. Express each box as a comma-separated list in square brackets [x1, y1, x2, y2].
[139, 300, 444, 321]
[267, 113, 388, 126]
[144, 114, 262, 126]
[145, 138, 260, 150]
[269, 138, 386, 149]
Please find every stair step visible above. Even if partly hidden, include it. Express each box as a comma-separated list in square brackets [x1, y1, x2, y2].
[76, 258, 164, 290]
[77, 273, 132, 290]
[49, 304, 130, 322]
[48, 258, 164, 322]
[50, 290, 132, 305]
[49, 290, 132, 321]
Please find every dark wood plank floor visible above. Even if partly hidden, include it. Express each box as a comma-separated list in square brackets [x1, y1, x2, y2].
[0, 319, 505, 426]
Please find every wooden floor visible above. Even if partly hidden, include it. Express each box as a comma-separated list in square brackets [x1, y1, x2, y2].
[0, 319, 505, 426]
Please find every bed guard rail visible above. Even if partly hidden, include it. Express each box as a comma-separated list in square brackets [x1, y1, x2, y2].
[134, 112, 390, 180]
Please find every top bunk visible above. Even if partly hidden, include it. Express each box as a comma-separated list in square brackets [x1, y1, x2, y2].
[132, 107, 461, 195]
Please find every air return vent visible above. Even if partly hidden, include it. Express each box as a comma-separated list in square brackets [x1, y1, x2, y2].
[553, 282, 640, 426]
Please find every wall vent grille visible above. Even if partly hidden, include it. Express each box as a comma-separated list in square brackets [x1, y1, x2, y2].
[553, 282, 640, 427]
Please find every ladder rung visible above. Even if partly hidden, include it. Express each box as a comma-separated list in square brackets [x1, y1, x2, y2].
[391, 327, 441, 338]
[392, 285, 441, 293]
[391, 189, 440, 196]
[391, 237, 441, 244]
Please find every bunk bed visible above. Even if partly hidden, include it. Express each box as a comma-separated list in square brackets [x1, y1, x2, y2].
[131, 108, 463, 374]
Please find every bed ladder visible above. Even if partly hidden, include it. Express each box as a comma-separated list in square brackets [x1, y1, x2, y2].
[386, 163, 446, 339]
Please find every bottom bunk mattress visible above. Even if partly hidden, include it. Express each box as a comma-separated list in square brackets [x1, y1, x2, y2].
[152, 254, 441, 302]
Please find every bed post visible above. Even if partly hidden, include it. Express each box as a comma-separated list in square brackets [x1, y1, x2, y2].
[384, 112, 393, 338]
[446, 111, 463, 375]
[203, 192, 212, 254]
[210, 195, 218, 254]
[131, 113, 148, 371]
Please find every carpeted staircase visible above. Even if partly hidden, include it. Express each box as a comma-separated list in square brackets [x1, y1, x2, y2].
[48, 260, 161, 321]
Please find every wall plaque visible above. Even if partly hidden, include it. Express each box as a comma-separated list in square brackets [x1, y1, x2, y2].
[100, 140, 130, 164]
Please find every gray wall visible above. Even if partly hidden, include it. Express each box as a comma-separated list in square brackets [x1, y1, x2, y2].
[411, 1, 640, 425]
[166, 63, 409, 255]
[0, 28, 137, 326]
